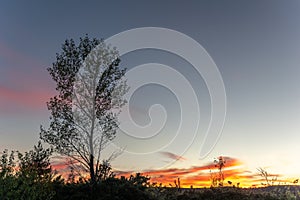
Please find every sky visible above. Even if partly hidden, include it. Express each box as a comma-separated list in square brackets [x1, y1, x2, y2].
[1, 0, 300, 187]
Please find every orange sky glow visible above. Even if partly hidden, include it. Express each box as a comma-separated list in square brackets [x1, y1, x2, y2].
[51, 156, 296, 188]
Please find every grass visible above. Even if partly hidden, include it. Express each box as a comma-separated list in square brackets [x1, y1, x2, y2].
[146, 185, 300, 200]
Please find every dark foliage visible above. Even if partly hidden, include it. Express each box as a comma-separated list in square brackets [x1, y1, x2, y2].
[0, 142, 55, 200]
[52, 173, 153, 200]
[40, 35, 128, 184]
[1, 156, 299, 200]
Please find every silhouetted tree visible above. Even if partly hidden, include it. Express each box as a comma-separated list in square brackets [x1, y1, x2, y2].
[16, 141, 55, 199]
[0, 149, 15, 178]
[0, 142, 56, 200]
[0, 149, 16, 199]
[40, 35, 128, 184]
[98, 160, 115, 181]
[210, 156, 226, 187]
[17, 141, 53, 181]
[257, 167, 279, 186]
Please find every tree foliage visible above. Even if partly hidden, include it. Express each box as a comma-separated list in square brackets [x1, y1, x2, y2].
[40, 35, 128, 184]
[0, 142, 55, 200]
[17, 141, 53, 181]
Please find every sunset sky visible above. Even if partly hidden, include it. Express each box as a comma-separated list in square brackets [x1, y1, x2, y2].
[1, 1, 300, 187]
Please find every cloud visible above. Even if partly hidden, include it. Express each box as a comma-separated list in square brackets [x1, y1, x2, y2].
[115, 156, 264, 187]
[0, 41, 56, 114]
[0, 85, 55, 113]
[51, 155, 286, 187]
[159, 151, 186, 161]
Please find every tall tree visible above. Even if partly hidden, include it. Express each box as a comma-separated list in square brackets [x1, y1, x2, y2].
[40, 35, 128, 184]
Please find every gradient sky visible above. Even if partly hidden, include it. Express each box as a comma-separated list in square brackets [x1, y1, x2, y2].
[1, 0, 300, 187]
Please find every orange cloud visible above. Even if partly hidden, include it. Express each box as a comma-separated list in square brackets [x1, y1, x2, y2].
[115, 156, 265, 188]
[51, 156, 289, 188]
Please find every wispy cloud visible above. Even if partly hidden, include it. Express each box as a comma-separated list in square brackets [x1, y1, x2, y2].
[0, 41, 55, 114]
[159, 151, 187, 161]
[0, 85, 54, 113]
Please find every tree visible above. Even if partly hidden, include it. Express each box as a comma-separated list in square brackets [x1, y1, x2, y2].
[40, 35, 128, 184]
[0, 142, 56, 200]
[257, 167, 269, 186]
[0, 149, 16, 199]
[17, 141, 53, 181]
[257, 167, 278, 186]
[0, 149, 15, 178]
[210, 156, 226, 187]
[16, 141, 55, 200]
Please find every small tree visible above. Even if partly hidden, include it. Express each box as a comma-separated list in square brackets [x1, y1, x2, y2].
[40, 35, 128, 184]
[257, 167, 278, 186]
[17, 141, 53, 181]
[16, 141, 55, 200]
[0, 142, 55, 200]
[0, 149, 15, 178]
[0, 150, 16, 199]
[98, 160, 115, 181]
[210, 156, 226, 187]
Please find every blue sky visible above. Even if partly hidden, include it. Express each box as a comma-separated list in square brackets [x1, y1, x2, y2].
[0, 0, 300, 183]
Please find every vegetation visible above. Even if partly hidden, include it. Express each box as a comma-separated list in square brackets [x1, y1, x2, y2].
[210, 156, 226, 187]
[0, 142, 55, 200]
[40, 35, 128, 184]
[1, 144, 300, 199]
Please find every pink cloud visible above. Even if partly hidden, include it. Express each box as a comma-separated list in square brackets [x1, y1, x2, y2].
[0, 85, 54, 113]
[0, 41, 57, 114]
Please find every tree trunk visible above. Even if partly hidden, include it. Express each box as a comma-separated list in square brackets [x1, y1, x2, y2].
[89, 154, 95, 184]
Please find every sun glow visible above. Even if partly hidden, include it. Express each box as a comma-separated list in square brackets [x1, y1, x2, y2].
[51, 154, 300, 188]
[114, 156, 277, 188]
